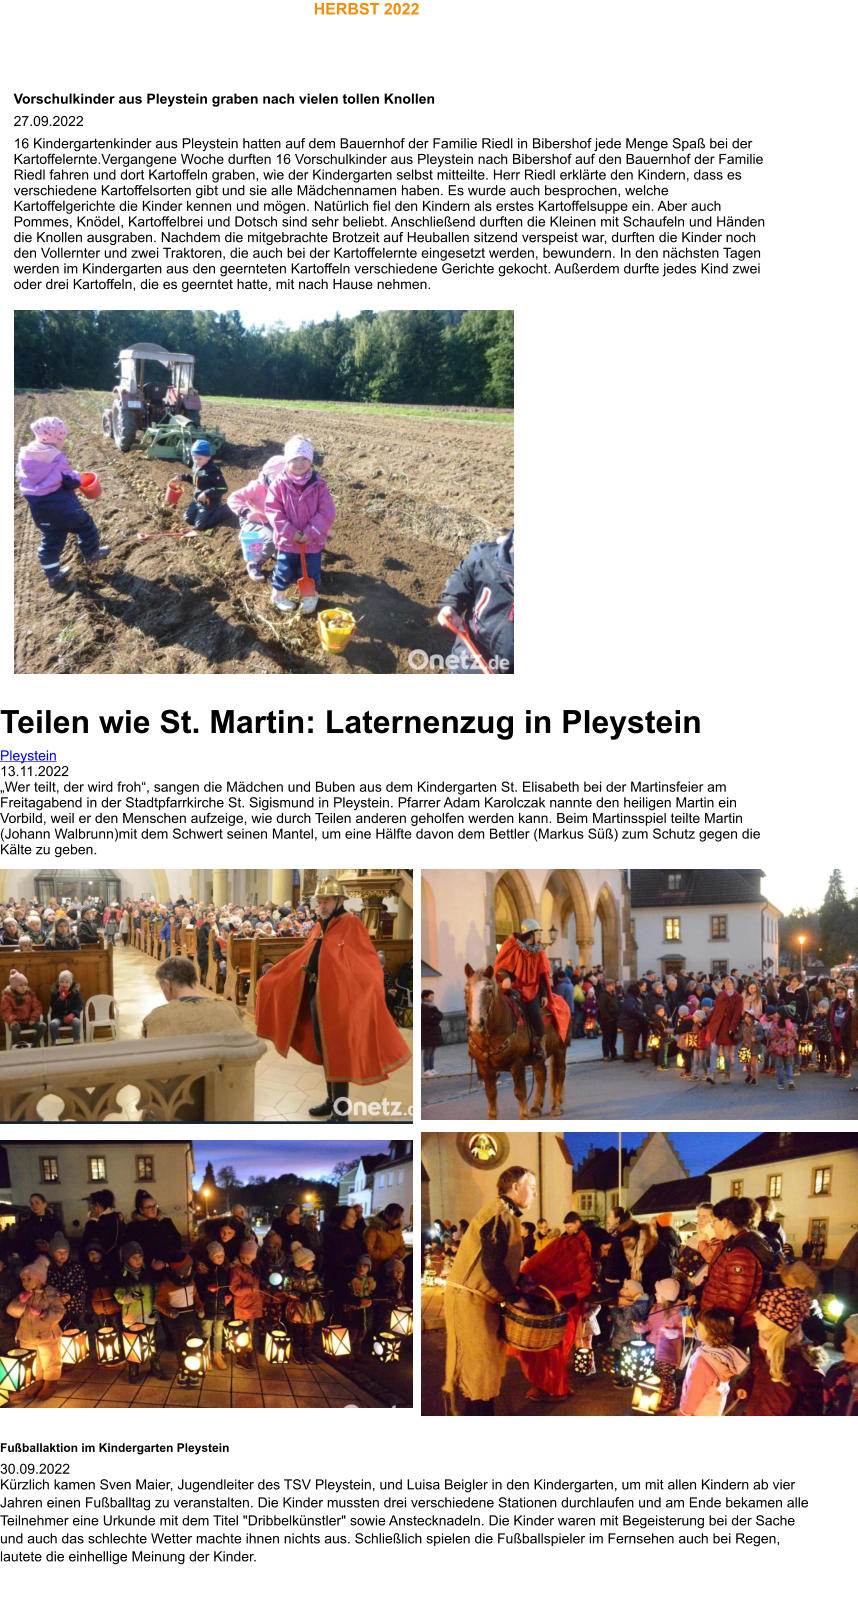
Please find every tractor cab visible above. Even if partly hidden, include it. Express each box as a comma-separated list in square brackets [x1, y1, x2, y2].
[103, 342, 207, 454]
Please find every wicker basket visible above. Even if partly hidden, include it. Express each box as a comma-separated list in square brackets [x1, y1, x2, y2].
[502, 1285, 568, 1352]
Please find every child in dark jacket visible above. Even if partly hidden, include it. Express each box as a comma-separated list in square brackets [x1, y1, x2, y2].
[15, 416, 108, 588]
[46, 1233, 88, 1332]
[343, 1254, 376, 1353]
[180, 441, 228, 531]
[48, 970, 85, 1044]
[421, 991, 443, 1077]
[156, 1252, 203, 1350]
[197, 1240, 232, 1369]
[284, 1245, 326, 1362]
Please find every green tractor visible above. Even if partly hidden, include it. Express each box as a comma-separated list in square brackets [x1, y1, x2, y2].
[101, 342, 225, 463]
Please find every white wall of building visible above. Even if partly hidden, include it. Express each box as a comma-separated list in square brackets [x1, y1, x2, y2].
[370, 1160, 414, 1218]
[5, 1141, 194, 1241]
[422, 1133, 573, 1229]
[709, 1146, 858, 1259]
[633, 902, 780, 977]
[626, 1134, 688, 1207]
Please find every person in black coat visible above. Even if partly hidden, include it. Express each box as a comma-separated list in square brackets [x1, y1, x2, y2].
[321, 1206, 366, 1315]
[127, 1192, 183, 1276]
[421, 990, 444, 1076]
[597, 981, 620, 1061]
[80, 1191, 125, 1279]
[619, 984, 647, 1062]
[272, 1202, 319, 1261]
[438, 529, 514, 674]
[77, 910, 102, 947]
[14, 1194, 61, 1261]
[180, 443, 228, 531]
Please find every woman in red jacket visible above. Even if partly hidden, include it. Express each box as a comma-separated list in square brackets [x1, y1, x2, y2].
[704, 977, 743, 1083]
[700, 1197, 769, 1345]
[509, 1212, 594, 1401]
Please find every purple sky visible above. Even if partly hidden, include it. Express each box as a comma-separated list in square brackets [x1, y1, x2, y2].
[563, 1131, 761, 1175]
[190, 1139, 391, 1185]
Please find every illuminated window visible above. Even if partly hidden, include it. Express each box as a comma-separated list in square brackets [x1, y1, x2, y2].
[730, 1179, 743, 1197]
[136, 1156, 155, 1182]
[710, 916, 728, 940]
[767, 1174, 782, 1199]
[664, 918, 681, 943]
[39, 1157, 59, 1183]
[812, 1167, 831, 1197]
[88, 1157, 107, 1183]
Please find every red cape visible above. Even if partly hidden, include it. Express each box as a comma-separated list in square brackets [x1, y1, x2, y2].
[254, 913, 410, 1086]
[494, 935, 571, 1042]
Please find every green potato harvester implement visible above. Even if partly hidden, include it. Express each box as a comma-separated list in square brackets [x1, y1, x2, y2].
[101, 341, 226, 463]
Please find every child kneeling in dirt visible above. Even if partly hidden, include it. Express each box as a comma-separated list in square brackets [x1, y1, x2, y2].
[15, 416, 109, 591]
[227, 453, 284, 581]
[265, 436, 336, 615]
[438, 528, 514, 673]
[180, 441, 228, 531]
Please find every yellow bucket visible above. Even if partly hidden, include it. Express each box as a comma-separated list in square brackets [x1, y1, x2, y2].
[318, 608, 357, 654]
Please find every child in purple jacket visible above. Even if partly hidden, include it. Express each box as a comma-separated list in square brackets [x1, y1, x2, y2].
[15, 417, 108, 590]
[265, 436, 336, 615]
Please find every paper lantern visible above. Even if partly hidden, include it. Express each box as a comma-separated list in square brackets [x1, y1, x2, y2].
[267, 1270, 284, 1288]
[264, 1327, 292, 1365]
[178, 1336, 209, 1384]
[617, 1339, 656, 1383]
[573, 1346, 596, 1376]
[121, 1324, 155, 1364]
[716, 1052, 726, 1072]
[584, 1017, 599, 1036]
[60, 1329, 90, 1367]
[95, 1327, 124, 1365]
[321, 1325, 351, 1358]
[631, 1374, 664, 1413]
[798, 1037, 813, 1060]
[676, 1052, 685, 1070]
[224, 1320, 252, 1355]
[371, 1331, 402, 1364]
[389, 1305, 414, 1338]
[686, 1030, 698, 1050]
[738, 1046, 752, 1064]
[647, 1032, 661, 1051]
[0, 1347, 37, 1393]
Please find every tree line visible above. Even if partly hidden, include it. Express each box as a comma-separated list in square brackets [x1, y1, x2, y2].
[14, 309, 514, 408]
[780, 869, 858, 970]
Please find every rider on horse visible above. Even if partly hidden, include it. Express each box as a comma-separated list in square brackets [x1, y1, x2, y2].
[495, 920, 569, 1059]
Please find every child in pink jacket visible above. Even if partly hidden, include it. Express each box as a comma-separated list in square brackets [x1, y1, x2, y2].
[265, 436, 336, 615]
[6, 1256, 66, 1401]
[227, 453, 285, 582]
[678, 1308, 749, 1416]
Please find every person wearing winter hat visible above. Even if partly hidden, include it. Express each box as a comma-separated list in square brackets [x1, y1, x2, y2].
[0, 969, 47, 1048]
[265, 437, 336, 615]
[155, 1251, 203, 1352]
[197, 1240, 232, 1368]
[344, 1253, 376, 1353]
[228, 1237, 263, 1364]
[227, 452, 285, 580]
[48, 969, 84, 1044]
[179, 440, 228, 531]
[46, 1232, 88, 1332]
[285, 1243, 326, 1361]
[744, 1293, 825, 1415]
[14, 416, 108, 590]
[633, 1276, 685, 1412]
[823, 1313, 858, 1416]
[5, 1257, 66, 1402]
[115, 1241, 161, 1380]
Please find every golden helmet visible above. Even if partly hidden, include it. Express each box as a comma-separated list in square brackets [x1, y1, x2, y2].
[314, 877, 346, 899]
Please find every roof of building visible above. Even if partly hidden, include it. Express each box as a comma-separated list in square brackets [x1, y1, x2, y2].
[630, 1175, 711, 1215]
[573, 1146, 637, 1192]
[709, 1132, 858, 1174]
[630, 870, 770, 909]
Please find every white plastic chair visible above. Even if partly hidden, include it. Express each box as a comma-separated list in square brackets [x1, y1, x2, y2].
[83, 994, 120, 1042]
[3, 1022, 45, 1050]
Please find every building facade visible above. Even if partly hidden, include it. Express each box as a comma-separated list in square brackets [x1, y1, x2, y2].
[629, 870, 781, 978]
[1, 1140, 195, 1243]
[422, 1132, 575, 1230]
[708, 1133, 858, 1260]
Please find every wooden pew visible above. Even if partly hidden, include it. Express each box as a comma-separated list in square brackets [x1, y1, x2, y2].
[224, 934, 255, 1006]
[0, 945, 115, 1045]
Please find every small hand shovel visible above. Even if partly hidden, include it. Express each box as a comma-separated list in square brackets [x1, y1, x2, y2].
[441, 615, 494, 675]
[297, 542, 317, 603]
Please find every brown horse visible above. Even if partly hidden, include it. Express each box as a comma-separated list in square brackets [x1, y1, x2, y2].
[464, 963, 566, 1120]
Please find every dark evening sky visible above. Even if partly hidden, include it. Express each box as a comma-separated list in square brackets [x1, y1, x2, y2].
[563, 1131, 762, 1175]
[190, 1139, 391, 1185]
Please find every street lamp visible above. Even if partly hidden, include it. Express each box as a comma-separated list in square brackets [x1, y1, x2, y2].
[201, 1185, 212, 1217]
[798, 935, 806, 978]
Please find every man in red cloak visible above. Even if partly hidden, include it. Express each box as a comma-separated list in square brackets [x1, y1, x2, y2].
[494, 919, 571, 1059]
[255, 878, 411, 1122]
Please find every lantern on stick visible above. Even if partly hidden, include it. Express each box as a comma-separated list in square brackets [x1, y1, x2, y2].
[321, 1325, 351, 1358]
[264, 1327, 292, 1365]
[371, 1331, 402, 1364]
[798, 1036, 813, 1061]
[95, 1327, 124, 1365]
[224, 1320, 252, 1356]
[716, 1052, 726, 1073]
[389, 1305, 414, 1338]
[0, 1347, 37, 1394]
[59, 1328, 89, 1367]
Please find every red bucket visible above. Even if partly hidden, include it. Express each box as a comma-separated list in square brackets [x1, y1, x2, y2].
[79, 472, 102, 501]
[164, 480, 182, 507]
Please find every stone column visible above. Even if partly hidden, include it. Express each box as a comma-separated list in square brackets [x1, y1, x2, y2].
[212, 868, 229, 906]
[272, 868, 292, 905]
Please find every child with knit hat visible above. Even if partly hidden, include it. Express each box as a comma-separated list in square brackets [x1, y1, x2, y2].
[197, 1239, 233, 1369]
[47, 1232, 88, 1331]
[5, 1256, 66, 1402]
[344, 1253, 376, 1353]
[227, 452, 284, 581]
[284, 1243, 326, 1362]
[0, 970, 47, 1048]
[265, 436, 336, 615]
[634, 1277, 685, 1412]
[745, 1284, 825, 1414]
[156, 1251, 203, 1353]
[228, 1237, 264, 1365]
[115, 1241, 161, 1380]
[15, 416, 108, 589]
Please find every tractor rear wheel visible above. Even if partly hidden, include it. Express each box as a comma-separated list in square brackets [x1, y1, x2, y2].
[112, 402, 137, 452]
[184, 408, 201, 430]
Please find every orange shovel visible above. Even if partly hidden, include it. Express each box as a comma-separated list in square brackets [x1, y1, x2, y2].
[297, 542, 317, 603]
[441, 614, 494, 676]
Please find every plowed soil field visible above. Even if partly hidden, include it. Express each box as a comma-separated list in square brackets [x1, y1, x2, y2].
[13, 391, 512, 675]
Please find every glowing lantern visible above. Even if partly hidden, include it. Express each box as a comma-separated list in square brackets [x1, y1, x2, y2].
[798, 1037, 813, 1060]
[321, 1325, 351, 1358]
[647, 1032, 661, 1052]
[371, 1331, 402, 1364]
[389, 1305, 414, 1338]
[823, 1296, 844, 1321]
[617, 1340, 656, 1384]
[0, 1347, 37, 1393]
[122, 1324, 155, 1364]
[59, 1329, 89, 1367]
[178, 1336, 209, 1384]
[267, 1270, 284, 1288]
[716, 1053, 726, 1072]
[264, 1327, 292, 1365]
[95, 1327, 124, 1365]
[676, 1052, 685, 1070]
[573, 1347, 596, 1376]
[224, 1320, 252, 1355]
[686, 1030, 698, 1050]
[584, 1018, 598, 1036]
[631, 1374, 664, 1413]
[738, 1046, 752, 1064]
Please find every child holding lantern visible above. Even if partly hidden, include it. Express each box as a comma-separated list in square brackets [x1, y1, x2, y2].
[115, 1241, 161, 1381]
[633, 1277, 685, 1412]
[229, 1237, 264, 1365]
[343, 1253, 376, 1353]
[284, 1245, 326, 1362]
[197, 1240, 232, 1370]
[5, 1256, 66, 1402]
